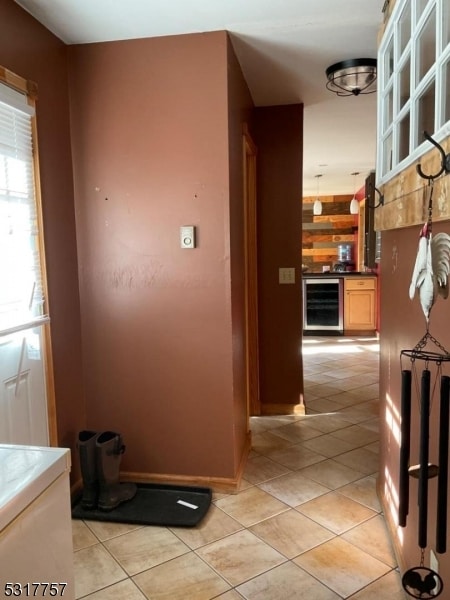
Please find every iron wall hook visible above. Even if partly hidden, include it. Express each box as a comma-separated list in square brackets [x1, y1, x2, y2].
[366, 179, 384, 209]
[416, 131, 450, 181]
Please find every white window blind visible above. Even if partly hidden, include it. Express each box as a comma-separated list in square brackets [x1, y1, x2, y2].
[0, 82, 46, 333]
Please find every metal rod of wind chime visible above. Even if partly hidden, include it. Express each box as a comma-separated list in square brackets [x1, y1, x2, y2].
[418, 369, 431, 549]
[437, 375, 450, 554]
[399, 369, 412, 527]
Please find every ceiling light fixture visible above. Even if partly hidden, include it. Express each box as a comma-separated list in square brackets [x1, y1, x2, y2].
[313, 174, 323, 215]
[326, 58, 377, 97]
[349, 172, 360, 215]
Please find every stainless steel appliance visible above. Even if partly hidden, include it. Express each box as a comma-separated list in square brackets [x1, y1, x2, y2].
[303, 277, 343, 333]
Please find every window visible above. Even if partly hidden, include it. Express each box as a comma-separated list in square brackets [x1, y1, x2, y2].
[0, 79, 47, 331]
[0, 71, 52, 446]
[377, 0, 450, 182]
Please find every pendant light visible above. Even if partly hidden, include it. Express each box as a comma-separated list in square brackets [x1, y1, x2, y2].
[349, 172, 360, 215]
[313, 174, 323, 215]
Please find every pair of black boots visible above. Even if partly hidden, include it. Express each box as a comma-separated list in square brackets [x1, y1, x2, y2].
[78, 430, 137, 511]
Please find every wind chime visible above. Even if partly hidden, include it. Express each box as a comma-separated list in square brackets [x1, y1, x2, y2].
[400, 133, 450, 598]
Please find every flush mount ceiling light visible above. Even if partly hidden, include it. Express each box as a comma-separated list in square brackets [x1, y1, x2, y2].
[326, 58, 377, 96]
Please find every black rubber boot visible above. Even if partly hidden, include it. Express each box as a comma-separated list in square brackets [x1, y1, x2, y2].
[96, 431, 137, 511]
[78, 430, 100, 509]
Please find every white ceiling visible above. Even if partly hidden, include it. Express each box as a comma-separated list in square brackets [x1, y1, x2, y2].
[14, 0, 384, 196]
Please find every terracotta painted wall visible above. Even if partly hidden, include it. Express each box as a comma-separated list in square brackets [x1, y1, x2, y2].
[0, 0, 85, 473]
[253, 106, 304, 409]
[68, 32, 251, 482]
[379, 222, 450, 577]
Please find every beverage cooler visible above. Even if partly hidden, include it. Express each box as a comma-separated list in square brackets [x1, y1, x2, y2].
[303, 277, 344, 334]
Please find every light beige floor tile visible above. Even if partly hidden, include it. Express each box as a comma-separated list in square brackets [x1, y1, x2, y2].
[73, 544, 127, 599]
[258, 470, 329, 506]
[327, 390, 370, 407]
[349, 569, 405, 599]
[251, 431, 294, 454]
[243, 454, 291, 484]
[84, 519, 144, 542]
[336, 406, 377, 424]
[265, 444, 326, 470]
[365, 441, 380, 454]
[269, 421, 324, 443]
[215, 591, 245, 599]
[305, 397, 345, 413]
[301, 433, 356, 457]
[72, 519, 98, 550]
[133, 552, 230, 599]
[338, 476, 382, 512]
[170, 504, 242, 549]
[236, 561, 340, 599]
[196, 529, 286, 587]
[333, 447, 380, 475]
[342, 514, 397, 567]
[104, 526, 190, 576]
[361, 417, 380, 432]
[214, 486, 289, 526]
[296, 491, 376, 534]
[81, 578, 146, 599]
[250, 509, 334, 558]
[346, 383, 379, 400]
[305, 384, 344, 399]
[330, 424, 379, 447]
[294, 537, 390, 598]
[299, 458, 365, 489]
[250, 415, 299, 433]
[304, 414, 354, 433]
[306, 372, 338, 384]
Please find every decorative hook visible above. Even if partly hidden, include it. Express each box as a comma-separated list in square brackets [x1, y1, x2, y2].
[366, 179, 384, 209]
[416, 131, 450, 181]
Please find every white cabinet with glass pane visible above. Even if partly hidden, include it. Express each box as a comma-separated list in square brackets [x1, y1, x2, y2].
[377, 0, 450, 184]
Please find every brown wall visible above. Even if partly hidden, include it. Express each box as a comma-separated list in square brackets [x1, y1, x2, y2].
[0, 0, 85, 474]
[379, 222, 450, 574]
[253, 106, 304, 409]
[68, 32, 252, 482]
[2, 0, 305, 487]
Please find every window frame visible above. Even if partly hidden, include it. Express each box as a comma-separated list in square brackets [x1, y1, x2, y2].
[0, 66, 57, 445]
[377, 0, 450, 185]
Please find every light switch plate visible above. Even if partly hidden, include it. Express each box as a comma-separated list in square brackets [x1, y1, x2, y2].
[279, 267, 296, 284]
[180, 225, 195, 249]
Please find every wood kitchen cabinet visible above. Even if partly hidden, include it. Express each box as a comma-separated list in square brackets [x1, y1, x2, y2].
[344, 277, 377, 333]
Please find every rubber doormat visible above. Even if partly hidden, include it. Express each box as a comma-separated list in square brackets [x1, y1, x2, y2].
[72, 483, 212, 527]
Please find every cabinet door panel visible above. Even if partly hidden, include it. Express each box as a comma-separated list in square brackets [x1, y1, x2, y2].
[344, 290, 376, 331]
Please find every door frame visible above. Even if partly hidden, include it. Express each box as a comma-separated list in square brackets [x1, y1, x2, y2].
[243, 124, 260, 416]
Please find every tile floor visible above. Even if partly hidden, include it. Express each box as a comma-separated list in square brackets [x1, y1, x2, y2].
[72, 336, 407, 599]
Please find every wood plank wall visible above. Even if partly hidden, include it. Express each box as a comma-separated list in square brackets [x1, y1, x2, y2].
[302, 194, 358, 273]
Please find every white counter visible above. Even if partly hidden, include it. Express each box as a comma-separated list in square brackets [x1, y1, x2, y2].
[0, 444, 74, 598]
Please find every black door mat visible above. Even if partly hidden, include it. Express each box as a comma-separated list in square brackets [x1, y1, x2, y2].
[72, 483, 212, 527]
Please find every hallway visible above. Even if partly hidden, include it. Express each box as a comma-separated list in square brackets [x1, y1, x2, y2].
[72, 336, 406, 599]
